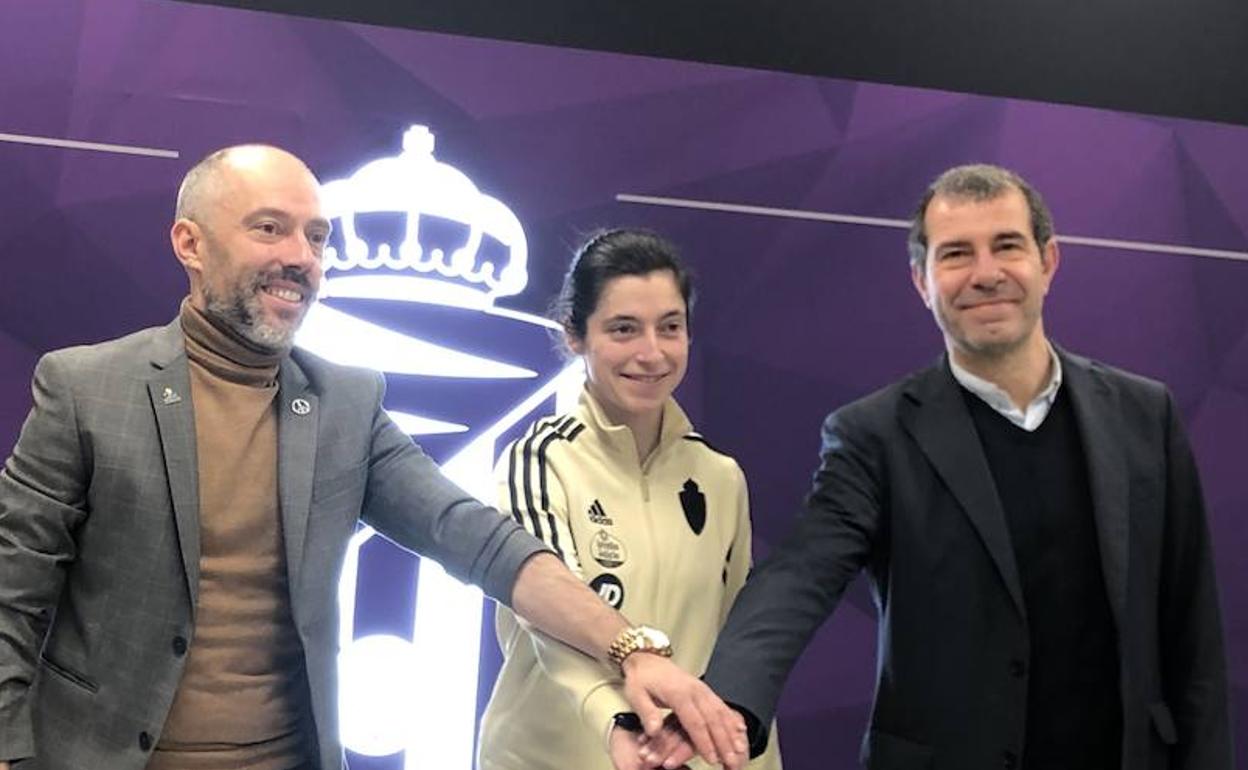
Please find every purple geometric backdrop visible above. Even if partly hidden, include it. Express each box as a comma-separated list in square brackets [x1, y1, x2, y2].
[1, 1, 1245, 768]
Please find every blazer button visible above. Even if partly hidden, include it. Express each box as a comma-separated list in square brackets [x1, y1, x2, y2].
[1002, 750, 1018, 769]
[1009, 659, 1026, 678]
[172, 636, 188, 656]
[138, 731, 152, 751]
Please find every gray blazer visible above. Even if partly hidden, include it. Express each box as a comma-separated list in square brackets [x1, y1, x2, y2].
[0, 319, 544, 769]
[704, 350, 1231, 770]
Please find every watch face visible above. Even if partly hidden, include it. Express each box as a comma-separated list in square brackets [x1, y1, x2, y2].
[641, 626, 671, 649]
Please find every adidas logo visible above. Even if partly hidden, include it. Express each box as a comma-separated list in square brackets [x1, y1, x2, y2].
[587, 499, 613, 526]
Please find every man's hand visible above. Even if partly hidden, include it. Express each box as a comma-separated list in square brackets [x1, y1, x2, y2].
[620, 653, 747, 769]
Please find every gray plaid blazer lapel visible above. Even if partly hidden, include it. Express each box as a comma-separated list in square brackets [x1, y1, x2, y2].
[277, 357, 317, 596]
[145, 320, 201, 607]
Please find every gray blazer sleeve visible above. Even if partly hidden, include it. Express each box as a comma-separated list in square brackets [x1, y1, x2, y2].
[358, 372, 548, 606]
[0, 353, 90, 760]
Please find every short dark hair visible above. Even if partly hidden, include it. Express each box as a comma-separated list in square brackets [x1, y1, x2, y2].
[907, 164, 1055, 269]
[553, 228, 695, 341]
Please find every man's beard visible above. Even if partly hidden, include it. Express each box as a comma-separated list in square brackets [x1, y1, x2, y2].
[203, 269, 308, 352]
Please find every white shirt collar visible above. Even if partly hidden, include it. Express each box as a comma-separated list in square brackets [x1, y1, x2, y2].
[949, 344, 1063, 432]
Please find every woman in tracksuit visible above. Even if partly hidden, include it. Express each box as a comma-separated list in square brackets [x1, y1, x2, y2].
[478, 229, 782, 770]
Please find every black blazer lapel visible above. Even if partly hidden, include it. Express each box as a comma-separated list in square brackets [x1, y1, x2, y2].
[1059, 349, 1129, 633]
[146, 320, 200, 608]
[277, 357, 318, 597]
[901, 361, 1028, 621]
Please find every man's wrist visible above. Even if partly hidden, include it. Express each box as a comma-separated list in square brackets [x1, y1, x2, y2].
[608, 625, 672, 672]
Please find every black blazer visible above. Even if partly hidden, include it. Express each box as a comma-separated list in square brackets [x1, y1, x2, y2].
[704, 349, 1231, 770]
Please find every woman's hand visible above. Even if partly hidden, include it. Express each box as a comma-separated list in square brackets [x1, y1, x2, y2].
[611, 724, 690, 770]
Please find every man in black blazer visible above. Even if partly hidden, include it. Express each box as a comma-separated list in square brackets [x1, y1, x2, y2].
[643, 164, 1231, 770]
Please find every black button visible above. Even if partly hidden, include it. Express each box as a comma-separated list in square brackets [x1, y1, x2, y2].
[172, 636, 188, 656]
[1009, 659, 1026, 678]
[1003, 750, 1018, 769]
[139, 732, 152, 751]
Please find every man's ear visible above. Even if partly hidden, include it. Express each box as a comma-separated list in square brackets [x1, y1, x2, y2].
[911, 261, 932, 308]
[171, 218, 205, 274]
[1040, 238, 1060, 293]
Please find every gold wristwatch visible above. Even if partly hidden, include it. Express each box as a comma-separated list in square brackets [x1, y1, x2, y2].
[608, 625, 672, 671]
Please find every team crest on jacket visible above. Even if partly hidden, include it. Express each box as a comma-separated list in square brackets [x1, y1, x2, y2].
[680, 479, 706, 535]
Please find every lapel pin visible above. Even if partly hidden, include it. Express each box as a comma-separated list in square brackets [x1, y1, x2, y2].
[291, 398, 312, 416]
[161, 387, 182, 405]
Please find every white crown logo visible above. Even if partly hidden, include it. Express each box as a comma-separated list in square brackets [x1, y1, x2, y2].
[320, 125, 528, 307]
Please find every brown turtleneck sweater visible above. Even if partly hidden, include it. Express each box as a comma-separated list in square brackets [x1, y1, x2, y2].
[149, 300, 312, 770]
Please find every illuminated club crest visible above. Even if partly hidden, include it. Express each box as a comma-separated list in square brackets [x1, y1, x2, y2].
[296, 126, 582, 769]
[320, 124, 529, 307]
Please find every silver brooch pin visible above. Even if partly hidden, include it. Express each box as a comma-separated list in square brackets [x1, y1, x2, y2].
[291, 398, 312, 416]
[161, 387, 182, 405]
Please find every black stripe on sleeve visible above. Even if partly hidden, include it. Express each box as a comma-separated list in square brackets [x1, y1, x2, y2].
[552, 414, 578, 439]
[535, 430, 566, 560]
[506, 418, 550, 528]
[506, 439, 524, 526]
[507, 415, 584, 565]
[520, 427, 547, 542]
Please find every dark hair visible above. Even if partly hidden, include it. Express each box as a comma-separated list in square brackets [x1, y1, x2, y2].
[553, 228, 695, 341]
[907, 164, 1055, 269]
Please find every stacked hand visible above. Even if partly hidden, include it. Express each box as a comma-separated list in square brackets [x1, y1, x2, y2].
[637, 720, 702, 770]
[617, 652, 746, 769]
[611, 724, 683, 770]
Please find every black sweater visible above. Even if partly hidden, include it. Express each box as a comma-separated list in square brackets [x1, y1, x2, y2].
[964, 387, 1122, 770]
